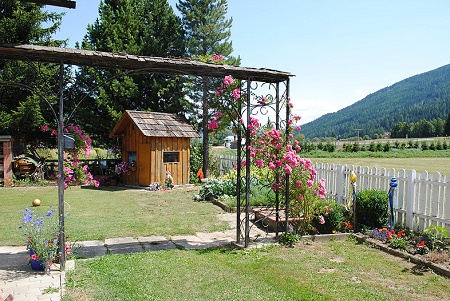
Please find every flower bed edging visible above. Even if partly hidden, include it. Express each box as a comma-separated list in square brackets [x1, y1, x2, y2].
[353, 233, 450, 278]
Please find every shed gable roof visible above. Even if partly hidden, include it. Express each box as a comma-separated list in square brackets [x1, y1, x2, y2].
[110, 110, 200, 138]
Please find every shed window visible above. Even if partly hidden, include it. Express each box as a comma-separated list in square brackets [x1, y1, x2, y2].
[128, 151, 136, 164]
[163, 152, 179, 163]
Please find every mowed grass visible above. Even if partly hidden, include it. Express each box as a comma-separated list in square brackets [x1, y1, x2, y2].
[63, 240, 450, 301]
[2, 185, 450, 300]
[0, 185, 228, 246]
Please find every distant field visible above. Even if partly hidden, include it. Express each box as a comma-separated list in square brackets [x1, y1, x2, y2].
[309, 157, 450, 175]
[212, 147, 450, 175]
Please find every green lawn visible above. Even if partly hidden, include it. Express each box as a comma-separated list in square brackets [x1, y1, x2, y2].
[1, 186, 227, 246]
[2, 186, 450, 300]
[63, 240, 450, 301]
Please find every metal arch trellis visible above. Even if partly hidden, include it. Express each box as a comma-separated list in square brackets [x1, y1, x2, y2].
[218, 77, 291, 248]
[0, 43, 294, 265]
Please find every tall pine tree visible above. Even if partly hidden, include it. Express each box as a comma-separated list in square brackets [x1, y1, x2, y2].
[74, 0, 186, 146]
[177, 0, 239, 177]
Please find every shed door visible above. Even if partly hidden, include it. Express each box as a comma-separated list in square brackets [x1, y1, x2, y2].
[138, 144, 151, 186]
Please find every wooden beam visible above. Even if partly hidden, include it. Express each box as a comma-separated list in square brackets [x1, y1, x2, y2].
[22, 0, 76, 9]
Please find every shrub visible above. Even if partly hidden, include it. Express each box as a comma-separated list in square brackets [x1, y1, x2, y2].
[279, 232, 300, 247]
[421, 141, 428, 150]
[198, 179, 237, 201]
[311, 201, 345, 234]
[189, 141, 203, 183]
[355, 189, 389, 230]
[389, 237, 410, 250]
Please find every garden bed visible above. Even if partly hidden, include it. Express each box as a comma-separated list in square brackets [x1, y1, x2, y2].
[252, 208, 350, 241]
[253, 207, 302, 232]
[353, 233, 450, 278]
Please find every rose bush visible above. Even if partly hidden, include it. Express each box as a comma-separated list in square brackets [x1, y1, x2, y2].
[41, 125, 99, 189]
[210, 74, 328, 235]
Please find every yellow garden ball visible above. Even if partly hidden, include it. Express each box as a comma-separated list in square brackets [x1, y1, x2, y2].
[350, 171, 357, 183]
[32, 198, 41, 207]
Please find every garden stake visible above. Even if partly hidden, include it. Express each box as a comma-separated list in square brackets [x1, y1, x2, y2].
[350, 171, 357, 231]
[388, 177, 398, 230]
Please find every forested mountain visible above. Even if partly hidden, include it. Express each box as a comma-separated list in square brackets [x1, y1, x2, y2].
[299, 64, 450, 139]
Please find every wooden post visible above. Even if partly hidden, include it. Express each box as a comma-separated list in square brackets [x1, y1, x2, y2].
[2, 139, 12, 186]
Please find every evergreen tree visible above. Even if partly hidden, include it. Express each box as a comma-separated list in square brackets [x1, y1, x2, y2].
[445, 112, 450, 136]
[74, 0, 186, 146]
[0, 0, 65, 146]
[177, 0, 239, 177]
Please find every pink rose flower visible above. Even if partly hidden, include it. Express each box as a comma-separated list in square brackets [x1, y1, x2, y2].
[284, 164, 292, 174]
[208, 119, 219, 130]
[223, 75, 234, 87]
[232, 88, 240, 100]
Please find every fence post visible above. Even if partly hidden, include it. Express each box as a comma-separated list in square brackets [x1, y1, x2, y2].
[336, 164, 346, 204]
[219, 155, 223, 176]
[405, 170, 416, 230]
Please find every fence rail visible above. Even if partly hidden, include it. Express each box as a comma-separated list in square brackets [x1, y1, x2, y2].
[216, 155, 450, 232]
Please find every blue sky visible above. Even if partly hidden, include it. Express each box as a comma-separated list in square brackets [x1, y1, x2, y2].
[48, 0, 450, 124]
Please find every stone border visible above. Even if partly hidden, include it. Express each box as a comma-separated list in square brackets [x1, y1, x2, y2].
[353, 233, 450, 278]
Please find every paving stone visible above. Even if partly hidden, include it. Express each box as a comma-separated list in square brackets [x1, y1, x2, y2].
[138, 236, 177, 251]
[105, 237, 144, 255]
[77, 240, 107, 258]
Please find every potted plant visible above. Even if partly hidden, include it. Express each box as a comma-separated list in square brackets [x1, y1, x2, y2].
[20, 206, 59, 272]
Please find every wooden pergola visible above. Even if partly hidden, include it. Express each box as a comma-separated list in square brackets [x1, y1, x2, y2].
[23, 0, 76, 9]
[0, 43, 294, 269]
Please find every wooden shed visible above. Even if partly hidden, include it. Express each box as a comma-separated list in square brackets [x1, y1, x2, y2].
[110, 110, 200, 187]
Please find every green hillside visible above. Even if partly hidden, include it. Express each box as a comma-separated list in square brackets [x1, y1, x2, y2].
[299, 64, 450, 139]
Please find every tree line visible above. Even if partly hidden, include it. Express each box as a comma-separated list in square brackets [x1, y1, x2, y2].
[391, 114, 450, 138]
[298, 138, 449, 153]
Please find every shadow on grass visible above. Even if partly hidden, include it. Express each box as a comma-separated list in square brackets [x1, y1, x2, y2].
[80, 185, 138, 192]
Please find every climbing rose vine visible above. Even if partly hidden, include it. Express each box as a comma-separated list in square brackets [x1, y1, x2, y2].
[41, 125, 99, 189]
[211, 75, 327, 234]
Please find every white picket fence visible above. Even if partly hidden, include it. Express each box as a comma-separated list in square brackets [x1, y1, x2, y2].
[216, 155, 450, 232]
[314, 163, 450, 232]
[216, 155, 238, 176]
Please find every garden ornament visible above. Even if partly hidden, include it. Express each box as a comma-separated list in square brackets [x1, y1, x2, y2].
[165, 170, 174, 189]
[388, 177, 398, 230]
[32, 198, 41, 206]
[350, 171, 357, 229]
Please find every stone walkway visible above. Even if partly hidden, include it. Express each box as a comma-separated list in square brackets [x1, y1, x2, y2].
[0, 213, 277, 300]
